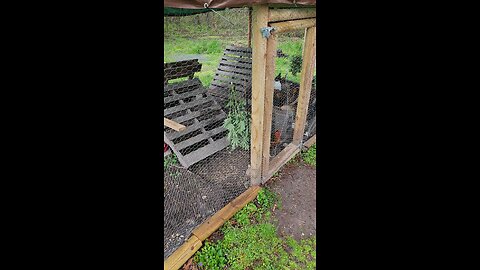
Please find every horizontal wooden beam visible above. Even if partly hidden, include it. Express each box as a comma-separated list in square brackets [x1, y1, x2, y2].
[304, 134, 316, 148]
[268, 8, 316, 22]
[164, 117, 186, 132]
[262, 143, 301, 183]
[191, 185, 261, 241]
[164, 186, 262, 270]
[270, 18, 316, 34]
[164, 235, 202, 270]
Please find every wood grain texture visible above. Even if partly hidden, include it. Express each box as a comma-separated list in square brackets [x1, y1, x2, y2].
[293, 26, 316, 144]
[164, 118, 186, 132]
[268, 8, 316, 22]
[269, 18, 316, 34]
[250, 4, 269, 185]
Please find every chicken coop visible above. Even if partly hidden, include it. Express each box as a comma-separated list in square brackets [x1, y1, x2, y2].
[163, 1, 316, 268]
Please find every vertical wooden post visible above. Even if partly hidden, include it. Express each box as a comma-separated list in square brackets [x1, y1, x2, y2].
[250, 5, 269, 186]
[247, 8, 252, 48]
[292, 26, 316, 145]
[261, 34, 277, 180]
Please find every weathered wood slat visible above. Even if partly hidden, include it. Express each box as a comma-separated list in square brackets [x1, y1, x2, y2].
[164, 88, 206, 104]
[219, 60, 252, 69]
[164, 78, 203, 93]
[166, 112, 226, 140]
[164, 96, 214, 116]
[221, 55, 252, 64]
[212, 76, 250, 88]
[226, 45, 252, 52]
[182, 137, 229, 166]
[217, 65, 252, 75]
[164, 118, 186, 132]
[170, 105, 223, 124]
[175, 126, 226, 151]
[214, 70, 251, 81]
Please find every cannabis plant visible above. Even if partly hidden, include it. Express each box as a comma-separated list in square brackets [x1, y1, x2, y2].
[223, 85, 250, 151]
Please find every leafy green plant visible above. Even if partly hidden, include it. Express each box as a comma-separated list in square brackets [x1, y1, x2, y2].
[193, 188, 315, 270]
[290, 55, 303, 76]
[195, 241, 227, 270]
[223, 85, 250, 151]
[302, 144, 316, 167]
[163, 154, 178, 170]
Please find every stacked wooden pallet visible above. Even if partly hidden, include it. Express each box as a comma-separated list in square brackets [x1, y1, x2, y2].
[164, 59, 229, 168]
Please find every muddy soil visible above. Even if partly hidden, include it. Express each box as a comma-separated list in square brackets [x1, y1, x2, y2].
[266, 160, 317, 240]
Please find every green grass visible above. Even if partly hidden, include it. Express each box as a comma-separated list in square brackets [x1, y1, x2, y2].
[302, 144, 316, 167]
[163, 154, 178, 170]
[164, 36, 314, 87]
[193, 187, 316, 270]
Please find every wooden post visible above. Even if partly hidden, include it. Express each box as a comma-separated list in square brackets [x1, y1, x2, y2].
[261, 33, 277, 180]
[247, 8, 252, 48]
[250, 5, 269, 185]
[293, 26, 316, 145]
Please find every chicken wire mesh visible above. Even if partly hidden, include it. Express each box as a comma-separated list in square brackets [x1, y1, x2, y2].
[163, 10, 316, 259]
[163, 41, 251, 259]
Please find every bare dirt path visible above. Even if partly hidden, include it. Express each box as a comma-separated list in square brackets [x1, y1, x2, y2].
[265, 159, 317, 240]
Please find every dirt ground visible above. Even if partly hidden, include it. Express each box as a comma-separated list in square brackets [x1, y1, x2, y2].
[266, 158, 317, 240]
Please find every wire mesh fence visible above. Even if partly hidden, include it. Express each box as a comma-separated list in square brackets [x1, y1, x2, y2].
[163, 10, 316, 260]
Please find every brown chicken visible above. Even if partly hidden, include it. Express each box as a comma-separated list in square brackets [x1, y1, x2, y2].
[272, 130, 281, 146]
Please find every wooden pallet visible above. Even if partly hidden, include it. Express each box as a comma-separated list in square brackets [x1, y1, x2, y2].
[208, 46, 253, 108]
[164, 75, 229, 168]
[164, 59, 202, 85]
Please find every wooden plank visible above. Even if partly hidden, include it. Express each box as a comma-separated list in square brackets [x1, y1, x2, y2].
[164, 235, 202, 270]
[175, 126, 226, 151]
[164, 88, 206, 104]
[263, 143, 301, 183]
[250, 4, 269, 185]
[303, 134, 316, 148]
[221, 55, 252, 64]
[164, 96, 214, 116]
[293, 27, 316, 144]
[191, 186, 261, 241]
[211, 78, 250, 88]
[229, 185, 262, 210]
[226, 45, 252, 53]
[268, 8, 316, 22]
[262, 33, 277, 177]
[169, 105, 222, 124]
[167, 112, 226, 140]
[164, 118, 186, 132]
[182, 137, 229, 166]
[214, 70, 251, 81]
[269, 18, 316, 34]
[217, 65, 252, 75]
[219, 60, 252, 69]
[164, 78, 203, 93]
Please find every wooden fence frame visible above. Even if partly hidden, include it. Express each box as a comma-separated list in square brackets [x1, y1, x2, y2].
[250, 5, 316, 185]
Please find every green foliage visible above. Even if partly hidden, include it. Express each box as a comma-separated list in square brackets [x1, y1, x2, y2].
[163, 154, 178, 170]
[302, 144, 316, 167]
[290, 55, 303, 76]
[223, 85, 250, 151]
[257, 188, 277, 210]
[194, 188, 315, 270]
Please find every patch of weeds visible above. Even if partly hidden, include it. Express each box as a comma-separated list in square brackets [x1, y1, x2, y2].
[193, 188, 315, 270]
[163, 154, 178, 170]
[302, 144, 316, 167]
[195, 241, 227, 270]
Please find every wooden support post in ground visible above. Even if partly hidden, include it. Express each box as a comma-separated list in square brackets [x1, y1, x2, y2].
[250, 4, 269, 185]
[293, 26, 317, 145]
[247, 8, 252, 48]
[268, 8, 316, 22]
[261, 33, 277, 181]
